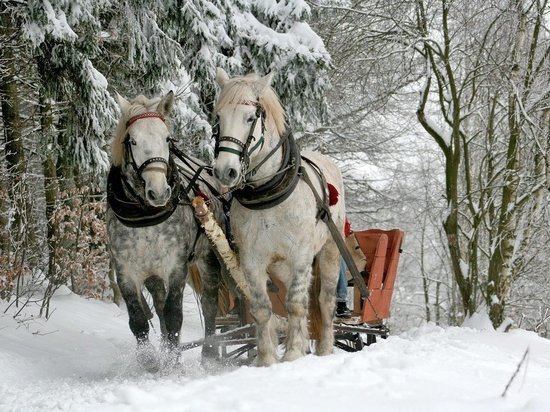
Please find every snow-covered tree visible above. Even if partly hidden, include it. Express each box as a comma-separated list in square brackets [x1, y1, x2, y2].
[177, 0, 331, 132]
[22, 0, 115, 178]
[310, 0, 550, 330]
[0, 0, 333, 304]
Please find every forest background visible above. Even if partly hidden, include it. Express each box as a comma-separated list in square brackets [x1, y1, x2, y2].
[0, 0, 549, 336]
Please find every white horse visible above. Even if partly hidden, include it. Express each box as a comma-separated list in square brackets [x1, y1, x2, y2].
[212, 68, 345, 366]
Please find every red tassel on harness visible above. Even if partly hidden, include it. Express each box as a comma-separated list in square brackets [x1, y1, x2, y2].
[327, 183, 339, 206]
[196, 191, 209, 202]
[344, 218, 351, 237]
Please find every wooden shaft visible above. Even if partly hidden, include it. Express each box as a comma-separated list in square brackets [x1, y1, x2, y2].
[191, 196, 251, 301]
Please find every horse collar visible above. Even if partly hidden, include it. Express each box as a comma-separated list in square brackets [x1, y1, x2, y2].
[107, 157, 182, 228]
[233, 131, 302, 210]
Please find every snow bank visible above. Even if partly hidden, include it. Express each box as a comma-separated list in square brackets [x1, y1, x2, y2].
[1, 291, 549, 412]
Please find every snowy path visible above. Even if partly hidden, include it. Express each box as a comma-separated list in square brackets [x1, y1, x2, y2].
[1, 288, 549, 412]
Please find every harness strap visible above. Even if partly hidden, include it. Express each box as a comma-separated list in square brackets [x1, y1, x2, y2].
[300, 156, 328, 220]
[245, 130, 288, 181]
[123, 133, 169, 180]
[168, 142, 232, 210]
[213, 103, 265, 172]
[187, 221, 202, 262]
[299, 164, 369, 300]
[126, 112, 165, 128]
[234, 131, 301, 210]
[136, 156, 169, 176]
[217, 136, 246, 156]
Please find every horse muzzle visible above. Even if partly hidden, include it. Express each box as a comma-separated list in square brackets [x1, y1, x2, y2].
[213, 164, 241, 187]
[145, 185, 172, 207]
[143, 172, 172, 207]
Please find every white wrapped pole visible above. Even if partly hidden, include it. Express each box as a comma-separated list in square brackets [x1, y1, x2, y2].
[191, 196, 251, 301]
[192, 197, 288, 333]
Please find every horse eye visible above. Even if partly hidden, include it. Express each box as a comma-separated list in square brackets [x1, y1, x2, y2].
[126, 136, 137, 145]
[246, 114, 256, 123]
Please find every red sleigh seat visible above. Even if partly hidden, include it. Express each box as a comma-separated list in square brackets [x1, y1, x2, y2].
[351, 229, 404, 324]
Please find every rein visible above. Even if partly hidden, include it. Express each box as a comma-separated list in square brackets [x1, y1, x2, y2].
[168, 142, 232, 210]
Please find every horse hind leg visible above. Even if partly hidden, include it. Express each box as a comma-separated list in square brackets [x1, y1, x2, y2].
[117, 273, 159, 372]
[194, 250, 221, 361]
[314, 242, 340, 356]
[282, 264, 312, 362]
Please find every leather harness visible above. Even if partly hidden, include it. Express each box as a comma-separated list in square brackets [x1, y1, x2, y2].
[213, 104, 369, 298]
[107, 112, 211, 229]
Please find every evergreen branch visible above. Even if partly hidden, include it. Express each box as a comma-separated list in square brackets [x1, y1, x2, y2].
[2, 0, 28, 5]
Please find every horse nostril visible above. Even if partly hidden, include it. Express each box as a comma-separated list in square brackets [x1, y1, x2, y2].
[213, 167, 221, 180]
[227, 168, 238, 180]
[147, 189, 156, 200]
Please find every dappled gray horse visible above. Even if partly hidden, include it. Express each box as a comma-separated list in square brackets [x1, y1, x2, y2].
[106, 91, 222, 371]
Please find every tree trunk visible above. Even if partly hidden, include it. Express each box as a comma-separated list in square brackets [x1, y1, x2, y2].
[0, 10, 29, 250]
[39, 90, 59, 283]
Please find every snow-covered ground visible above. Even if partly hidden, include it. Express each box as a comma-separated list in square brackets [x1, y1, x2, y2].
[1, 287, 549, 412]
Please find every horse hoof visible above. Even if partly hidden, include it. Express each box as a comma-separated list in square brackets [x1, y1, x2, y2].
[282, 349, 304, 362]
[136, 343, 160, 373]
[316, 342, 334, 356]
[256, 354, 278, 367]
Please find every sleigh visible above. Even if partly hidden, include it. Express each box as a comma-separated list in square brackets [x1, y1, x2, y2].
[182, 226, 405, 362]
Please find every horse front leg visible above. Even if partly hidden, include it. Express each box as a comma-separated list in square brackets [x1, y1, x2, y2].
[246, 266, 278, 366]
[282, 263, 312, 362]
[195, 250, 221, 361]
[117, 272, 159, 372]
[144, 276, 167, 336]
[161, 263, 187, 364]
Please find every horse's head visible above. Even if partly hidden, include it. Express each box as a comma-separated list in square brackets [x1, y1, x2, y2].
[212, 68, 286, 188]
[112, 91, 175, 207]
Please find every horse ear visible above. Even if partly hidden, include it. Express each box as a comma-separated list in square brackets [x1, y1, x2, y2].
[216, 67, 230, 86]
[256, 72, 274, 95]
[115, 92, 130, 113]
[157, 91, 175, 116]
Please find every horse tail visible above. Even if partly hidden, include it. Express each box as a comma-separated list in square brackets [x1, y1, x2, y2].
[187, 264, 203, 294]
[188, 264, 234, 317]
[309, 258, 322, 341]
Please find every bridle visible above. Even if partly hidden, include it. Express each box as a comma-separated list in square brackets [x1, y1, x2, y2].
[124, 112, 173, 181]
[213, 100, 266, 181]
